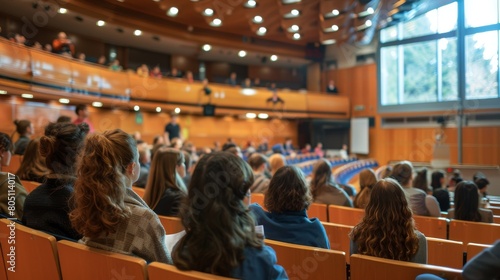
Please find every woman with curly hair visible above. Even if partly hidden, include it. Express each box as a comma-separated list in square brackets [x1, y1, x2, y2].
[353, 168, 377, 209]
[143, 147, 187, 216]
[447, 181, 493, 223]
[15, 137, 49, 183]
[350, 178, 427, 264]
[172, 152, 287, 279]
[70, 129, 171, 264]
[310, 158, 352, 207]
[250, 165, 329, 249]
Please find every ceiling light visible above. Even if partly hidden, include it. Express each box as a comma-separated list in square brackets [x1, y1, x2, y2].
[202, 44, 211, 51]
[97, 20, 105, 26]
[367, 7, 374, 14]
[59, 98, 70, 104]
[245, 0, 257, 8]
[258, 113, 268, 119]
[253, 15, 263, 23]
[293, 33, 301, 40]
[257, 27, 267, 35]
[204, 8, 214, 16]
[117, 0, 124, 2]
[246, 113, 256, 119]
[0, 90, 6, 94]
[134, 29, 142, 36]
[322, 39, 337, 45]
[332, 9, 339, 16]
[167, 7, 179, 17]
[211, 18, 222, 26]
[58, 8, 67, 14]
[291, 9, 299, 16]
[21, 93, 33, 99]
[156, 107, 162, 112]
[332, 24, 339, 31]
[291, 24, 299, 31]
[92, 101, 103, 107]
[134, 105, 140, 111]
[365, 20, 372, 27]
[153, 0, 160, 2]
[238, 50, 247, 57]
[270, 55, 278, 61]
[174, 107, 181, 113]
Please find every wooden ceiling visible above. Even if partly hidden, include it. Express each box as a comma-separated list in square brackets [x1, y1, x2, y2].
[60, 0, 397, 57]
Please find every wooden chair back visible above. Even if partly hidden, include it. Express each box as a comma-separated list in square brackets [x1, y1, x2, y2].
[20, 180, 41, 193]
[0, 219, 61, 280]
[413, 215, 449, 239]
[350, 254, 463, 280]
[158, 215, 184, 234]
[251, 193, 266, 211]
[466, 243, 492, 262]
[426, 237, 464, 269]
[321, 222, 353, 263]
[148, 262, 235, 280]
[448, 220, 500, 250]
[132, 186, 145, 198]
[57, 240, 147, 280]
[327, 205, 365, 226]
[3, 155, 22, 174]
[487, 206, 500, 216]
[494, 215, 500, 224]
[308, 203, 328, 222]
[265, 239, 346, 280]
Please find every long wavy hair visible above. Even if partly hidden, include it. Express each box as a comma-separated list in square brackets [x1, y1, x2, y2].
[70, 129, 137, 239]
[172, 152, 261, 277]
[310, 158, 335, 198]
[15, 137, 49, 182]
[454, 181, 482, 222]
[350, 178, 419, 261]
[143, 147, 187, 209]
[353, 168, 377, 209]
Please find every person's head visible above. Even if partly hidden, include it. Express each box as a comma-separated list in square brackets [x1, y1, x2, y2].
[244, 78, 251, 87]
[153, 66, 160, 73]
[350, 178, 419, 262]
[316, 142, 323, 149]
[222, 142, 242, 158]
[170, 114, 178, 124]
[359, 168, 377, 191]
[170, 137, 183, 150]
[448, 176, 463, 189]
[230, 72, 236, 80]
[473, 172, 489, 194]
[138, 143, 151, 165]
[310, 158, 333, 197]
[40, 122, 89, 176]
[97, 55, 106, 65]
[379, 165, 392, 179]
[44, 44, 52, 52]
[342, 144, 348, 150]
[15, 137, 49, 180]
[186, 71, 193, 79]
[70, 129, 139, 238]
[329, 80, 335, 86]
[56, 116, 71, 123]
[430, 170, 445, 190]
[390, 160, 414, 187]
[143, 147, 186, 210]
[75, 104, 89, 119]
[413, 168, 430, 194]
[153, 135, 164, 145]
[111, 59, 120, 66]
[268, 153, 286, 175]
[172, 152, 260, 277]
[0, 133, 13, 168]
[132, 131, 141, 142]
[454, 181, 482, 222]
[171, 68, 178, 75]
[57, 32, 67, 40]
[78, 53, 86, 61]
[304, 143, 311, 150]
[247, 153, 268, 173]
[13, 119, 33, 136]
[265, 166, 311, 213]
[15, 34, 26, 44]
[181, 150, 192, 172]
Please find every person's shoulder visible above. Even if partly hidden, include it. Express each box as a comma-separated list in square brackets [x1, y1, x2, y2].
[249, 203, 265, 214]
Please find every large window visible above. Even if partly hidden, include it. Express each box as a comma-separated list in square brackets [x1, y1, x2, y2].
[379, 1, 500, 111]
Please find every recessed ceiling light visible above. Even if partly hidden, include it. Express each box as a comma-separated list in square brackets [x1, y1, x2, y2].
[202, 44, 211, 51]
[174, 107, 181, 113]
[134, 29, 142, 36]
[365, 20, 372, 27]
[211, 18, 222, 26]
[92, 101, 103, 107]
[238, 50, 247, 57]
[153, 0, 160, 2]
[291, 24, 299, 31]
[291, 9, 299, 16]
[293, 33, 301, 40]
[134, 105, 140, 111]
[59, 98, 70, 104]
[97, 20, 105, 26]
[246, 113, 256, 119]
[244, 0, 257, 8]
[322, 39, 336, 45]
[258, 113, 268, 119]
[257, 27, 267, 35]
[367, 7, 374, 14]
[156, 107, 162, 112]
[204, 8, 214, 16]
[332, 24, 339, 31]
[167, 7, 179, 17]
[253, 15, 263, 23]
[270, 55, 278, 61]
[58, 8, 67, 14]
[117, 0, 124, 2]
[332, 9, 339, 16]
[21, 93, 34, 99]
[0, 90, 6, 94]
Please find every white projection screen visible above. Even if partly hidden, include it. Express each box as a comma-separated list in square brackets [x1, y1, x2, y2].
[350, 118, 369, 154]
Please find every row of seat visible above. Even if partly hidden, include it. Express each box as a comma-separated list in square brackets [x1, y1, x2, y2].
[333, 159, 379, 185]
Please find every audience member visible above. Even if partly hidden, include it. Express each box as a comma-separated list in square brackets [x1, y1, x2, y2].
[15, 137, 49, 183]
[250, 166, 330, 249]
[253, 78, 261, 87]
[462, 240, 500, 280]
[56, 115, 71, 123]
[314, 142, 324, 157]
[13, 119, 34, 155]
[185, 71, 194, 83]
[266, 91, 284, 105]
[283, 138, 294, 155]
[143, 148, 187, 217]
[247, 153, 270, 193]
[378, 165, 393, 179]
[150, 66, 162, 78]
[310, 159, 353, 207]
[172, 152, 287, 278]
[447, 181, 493, 223]
[33, 41, 42, 50]
[268, 83, 277, 92]
[181, 150, 192, 187]
[473, 172, 490, 203]
[70, 129, 172, 264]
[353, 168, 377, 209]
[226, 72, 237, 86]
[339, 144, 349, 160]
[77, 52, 86, 62]
[109, 60, 123, 71]
[97, 55, 106, 66]
[22, 122, 89, 240]
[242, 78, 252, 88]
[14, 33, 26, 45]
[164, 114, 181, 145]
[213, 141, 221, 152]
[350, 178, 427, 264]
[52, 32, 74, 56]
[170, 137, 183, 150]
[168, 68, 180, 78]
[268, 153, 286, 177]
[134, 143, 151, 188]
[44, 43, 53, 52]
[73, 104, 95, 133]
[257, 138, 269, 153]
[430, 170, 450, 211]
[413, 168, 432, 195]
[136, 64, 149, 77]
[0, 132, 28, 219]
[301, 144, 311, 154]
[390, 161, 440, 217]
[326, 80, 338, 94]
[221, 142, 243, 158]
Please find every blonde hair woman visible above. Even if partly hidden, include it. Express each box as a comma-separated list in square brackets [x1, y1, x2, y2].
[143, 147, 187, 216]
[268, 153, 286, 176]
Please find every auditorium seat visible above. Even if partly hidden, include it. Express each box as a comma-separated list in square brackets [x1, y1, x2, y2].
[327, 205, 365, 226]
[307, 203, 328, 221]
[321, 222, 353, 263]
[413, 216, 449, 239]
[426, 237, 463, 269]
[132, 186, 145, 198]
[494, 215, 500, 224]
[148, 262, 235, 280]
[0, 244, 6, 280]
[0, 219, 61, 280]
[158, 215, 184, 234]
[20, 180, 41, 193]
[486, 206, 500, 216]
[251, 193, 266, 211]
[265, 239, 346, 279]
[466, 243, 492, 262]
[350, 254, 463, 280]
[448, 220, 500, 250]
[3, 155, 22, 174]
[57, 240, 147, 280]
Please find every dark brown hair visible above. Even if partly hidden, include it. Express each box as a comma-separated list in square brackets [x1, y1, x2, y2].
[454, 181, 482, 222]
[265, 166, 312, 213]
[13, 119, 31, 135]
[247, 153, 268, 170]
[390, 161, 413, 187]
[310, 158, 334, 198]
[15, 137, 49, 181]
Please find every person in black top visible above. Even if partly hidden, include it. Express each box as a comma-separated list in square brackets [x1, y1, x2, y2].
[13, 119, 34, 155]
[164, 114, 181, 146]
[266, 91, 284, 105]
[326, 80, 338, 94]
